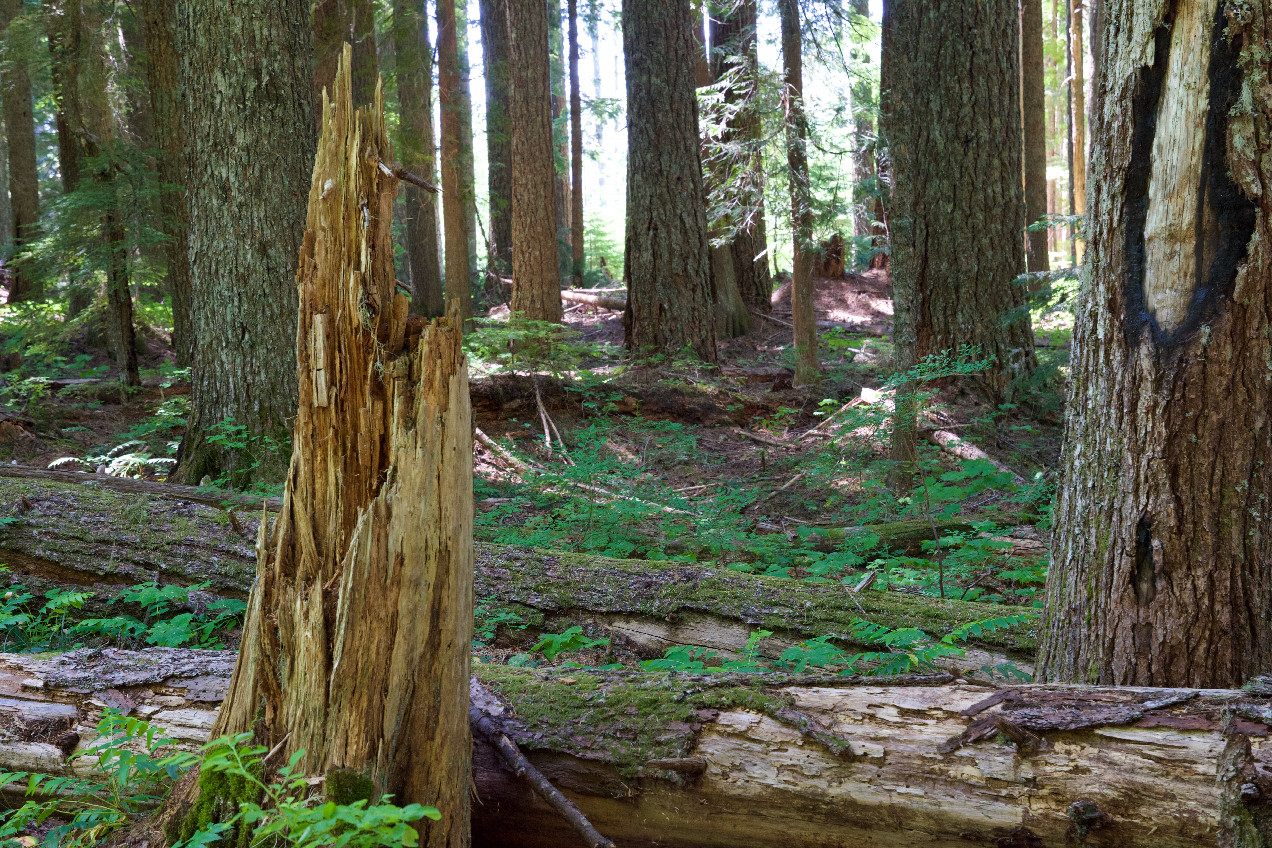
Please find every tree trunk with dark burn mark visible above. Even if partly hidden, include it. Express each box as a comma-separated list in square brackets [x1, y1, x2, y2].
[1038, 0, 1272, 689]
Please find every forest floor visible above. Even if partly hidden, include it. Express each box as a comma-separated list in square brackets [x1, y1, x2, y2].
[0, 270, 1070, 677]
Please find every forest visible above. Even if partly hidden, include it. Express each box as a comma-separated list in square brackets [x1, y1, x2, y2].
[0, 0, 1268, 846]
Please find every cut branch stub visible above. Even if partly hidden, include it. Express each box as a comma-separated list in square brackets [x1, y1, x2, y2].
[206, 45, 473, 847]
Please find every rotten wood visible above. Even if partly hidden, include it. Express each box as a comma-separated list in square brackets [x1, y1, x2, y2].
[560, 290, 626, 311]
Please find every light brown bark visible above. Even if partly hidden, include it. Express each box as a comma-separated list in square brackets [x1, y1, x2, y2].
[438, 0, 473, 322]
[548, 0, 570, 283]
[1022, 0, 1050, 273]
[508, 0, 563, 322]
[1038, 0, 1272, 690]
[622, 0, 715, 360]
[1071, 0, 1087, 222]
[201, 51, 473, 846]
[780, 0, 818, 386]
[393, 0, 444, 317]
[0, 0, 40, 301]
[568, 0, 584, 287]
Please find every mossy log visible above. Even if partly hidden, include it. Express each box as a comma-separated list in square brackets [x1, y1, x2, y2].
[3, 648, 1272, 847]
[0, 473, 1037, 667]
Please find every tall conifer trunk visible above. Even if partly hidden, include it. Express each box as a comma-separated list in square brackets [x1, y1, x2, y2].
[480, 0, 512, 273]
[507, 0, 562, 322]
[1022, 0, 1050, 273]
[568, 0, 584, 287]
[139, 0, 192, 365]
[394, 0, 444, 317]
[0, 0, 41, 302]
[1039, 0, 1272, 690]
[622, 0, 714, 359]
[438, 0, 472, 322]
[173, 0, 314, 486]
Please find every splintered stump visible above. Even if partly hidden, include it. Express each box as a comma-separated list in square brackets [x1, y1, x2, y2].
[165, 48, 473, 847]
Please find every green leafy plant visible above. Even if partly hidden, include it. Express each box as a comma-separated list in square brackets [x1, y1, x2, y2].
[174, 733, 439, 848]
[532, 626, 609, 662]
[0, 711, 198, 847]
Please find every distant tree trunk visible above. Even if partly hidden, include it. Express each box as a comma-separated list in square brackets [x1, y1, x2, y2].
[549, 0, 571, 284]
[711, 0, 772, 312]
[881, 0, 1035, 395]
[44, 0, 81, 196]
[622, 0, 715, 360]
[167, 52, 474, 847]
[75, 2, 138, 387]
[849, 0, 878, 265]
[394, 0, 445, 317]
[568, 0, 584, 287]
[312, 0, 346, 108]
[507, 0, 562, 323]
[1038, 0, 1272, 690]
[455, 3, 478, 279]
[1071, 0, 1087, 225]
[438, 0, 472, 323]
[779, 0, 818, 386]
[393, 0, 444, 317]
[173, 0, 314, 486]
[0, 130, 12, 259]
[350, 0, 377, 106]
[138, 0, 192, 366]
[479, 0, 512, 274]
[1022, 0, 1050, 274]
[0, 0, 40, 302]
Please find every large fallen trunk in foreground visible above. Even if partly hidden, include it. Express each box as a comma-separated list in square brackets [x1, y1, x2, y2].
[1, 648, 1270, 847]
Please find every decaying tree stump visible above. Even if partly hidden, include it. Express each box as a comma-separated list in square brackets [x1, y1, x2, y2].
[164, 48, 473, 846]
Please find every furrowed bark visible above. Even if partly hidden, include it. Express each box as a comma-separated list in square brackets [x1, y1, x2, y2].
[5, 649, 1272, 848]
[0, 0, 41, 302]
[1038, 0, 1272, 689]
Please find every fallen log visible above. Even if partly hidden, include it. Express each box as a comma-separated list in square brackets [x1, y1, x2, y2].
[2, 648, 1271, 847]
[560, 289, 627, 310]
[0, 476, 1037, 667]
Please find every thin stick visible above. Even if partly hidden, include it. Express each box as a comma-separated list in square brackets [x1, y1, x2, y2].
[534, 378, 554, 453]
[471, 684, 617, 848]
[376, 159, 441, 193]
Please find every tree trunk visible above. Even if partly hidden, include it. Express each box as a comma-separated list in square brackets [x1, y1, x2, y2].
[710, 0, 772, 312]
[848, 0, 880, 268]
[172, 0, 314, 487]
[438, 0, 472, 323]
[779, 0, 818, 386]
[0, 0, 41, 302]
[172, 50, 474, 847]
[138, 0, 193, 366]
[6, 649, 1272, 848]
[77, 2, 139, 387]
[880, 0, 1036, 396]
[548, 0, 570, 285]
[457, 4, 479, 280]
[567, 0, 584, 288]
[696, 7, 749, 340]
[44, 0, 81, 196]
[507, 0, 563, 323]
[479, 0, 512, 274]
[350, 0, 378, 107]
[393, 0, 444, 317]
[1022, 0, 1050, 274]
[1071, 0, 1087, 229]
[622, 0, 715, 360]
[1037, 0, 1272, 690]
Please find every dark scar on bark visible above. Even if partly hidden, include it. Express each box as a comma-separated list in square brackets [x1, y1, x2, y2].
[1122, 3, 1256, 349]
[1133, 515, 1157, 605]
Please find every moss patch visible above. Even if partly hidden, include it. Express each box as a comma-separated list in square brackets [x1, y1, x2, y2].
[166, 764, 261, 848]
